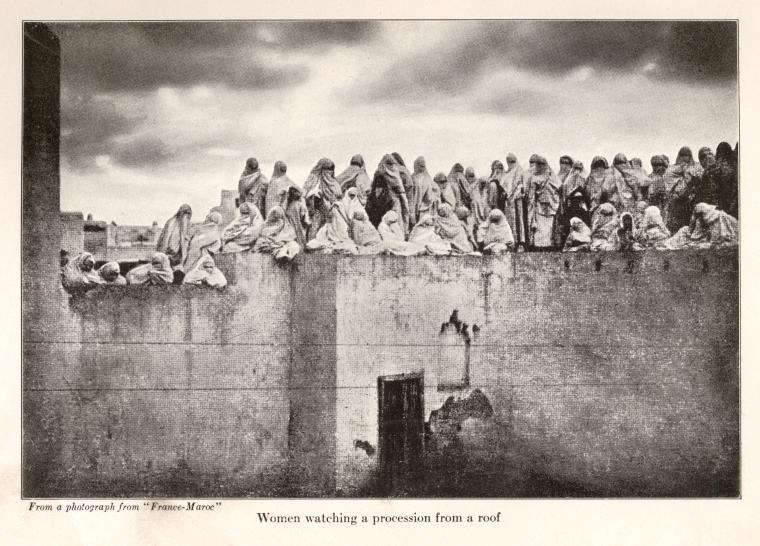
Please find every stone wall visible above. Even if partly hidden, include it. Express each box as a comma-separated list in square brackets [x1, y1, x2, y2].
[332, 250, 739, 497]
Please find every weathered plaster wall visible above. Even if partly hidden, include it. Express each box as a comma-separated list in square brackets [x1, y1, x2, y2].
[333, 250, 739, 497]
[23, 255, 298, 497]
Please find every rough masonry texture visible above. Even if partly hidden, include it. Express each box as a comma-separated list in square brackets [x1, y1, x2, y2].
[23, 251, 739, 497]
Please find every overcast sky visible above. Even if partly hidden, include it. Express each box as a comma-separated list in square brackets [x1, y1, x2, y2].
[53, 21, 738, 225]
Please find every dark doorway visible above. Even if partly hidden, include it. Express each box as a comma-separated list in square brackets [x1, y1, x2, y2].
[377, 372, 424, 495]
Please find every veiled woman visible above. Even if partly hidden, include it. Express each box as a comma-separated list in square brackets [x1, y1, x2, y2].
[306, 203, 359, 255]
[264, 161, 293, 218]
[557, 186, 592, 248]
[183, 255, 227, 288]
[585, 156, 614, 212]
[351, 210, 385, 255]
[366, 154, 411, 235]
[665, 146, 705, 232]
[635, 206, 670, 248]
[433, 172, 458, 212]
[221, 202, 264, 253]
[606, 153, 642, 214]
[469, 176, 492, 245]
[482, 209, 515, 255]
[284, 185, 311, 248]
[378, 210, 426, 256]
[525, 155, 561, 250]
[97, 261, 127, 285]
[447, 163, 468, 209]
[253, 206, 301, 261]
[303, 158, 343, 241]
[562, 217, 592, 252]
[435, 203, 474, 253]
[336, 154, 372, 206]
[647, 155, 671, 212]
[589, 203, 620, 252]
[408, 213, 452, 255]
[238, 157, 269, 214]
[61, 252, 103, 291]
[496, 154, 527, 249]
[393, 153, 416, 224]
[411, 156, 436, 224]
[156, 204, 192, 268]
[183, 211, 223, 272]
[657, 202, 738, 250]
[126, 252, 175, 285]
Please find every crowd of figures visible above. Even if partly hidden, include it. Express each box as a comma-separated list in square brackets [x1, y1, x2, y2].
[60, 142, 739, 292]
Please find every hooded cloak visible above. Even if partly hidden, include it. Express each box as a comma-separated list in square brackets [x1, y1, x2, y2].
[221, 202, 264, 253]
[183, 255, 228, 288]
[156, 204, 192, 268]
[127, 252, 175, 285]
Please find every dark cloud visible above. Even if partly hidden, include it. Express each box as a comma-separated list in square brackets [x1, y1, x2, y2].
[357, 21, 736, 104]
[110, 136, 176, 169]
[51, 21, 379, 92]
[61, 94, 146, 170]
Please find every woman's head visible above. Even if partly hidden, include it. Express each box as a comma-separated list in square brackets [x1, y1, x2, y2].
[99, 261, 121, 282]
[559, 155, 573, 171]
[413, 156, 426, 173]
[488, 209, 505, 223]
[80, 253, 95, 272]
[318, 157, 335, 175]
[244, 157, 258, 172]
[433, 172, 448, 185]
[151, 253, 168, 270]
[620, 212, 634, 232]
[438, 203, 453, 218]
[205, 212, 223, 225]
[591, 156, 609, 172]
[239, 202, 252, 216]
[345, 187, 358, 200]
[533, 156, 548, 174]
[350, 154, 364, 167]
[570, 217, 585, 231]
[178, 204, 192, 218]
[465, 167, 476, 184]
[650, 155, 668, 175]
[716, 142, 734, 162]
[455, 206, 470, 221]
[572, 160, 584, 172]
[676, 146, 694, 165]
[353, 210, 368, 222]
[202, 257, 216, 273]
[383, 210, 399, 224]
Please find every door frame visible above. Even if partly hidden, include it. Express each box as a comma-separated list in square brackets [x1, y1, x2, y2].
[377, 371, 425, 490]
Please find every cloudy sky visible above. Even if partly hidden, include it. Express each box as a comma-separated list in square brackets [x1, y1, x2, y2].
[53, 21, 738, 225]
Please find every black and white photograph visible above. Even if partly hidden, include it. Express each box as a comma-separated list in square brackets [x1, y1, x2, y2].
[22, 19, 740, 502]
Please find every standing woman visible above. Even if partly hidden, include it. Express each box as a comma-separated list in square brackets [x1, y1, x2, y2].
[447, 163, 467, 209]
[525, 156, 561, 250]
[238, 157, 269, 214]
[303, 157, 343, 241]
[665, 146, 704, 231]
[411, 156, 436, 225]
[265, 161, 293, 218]
[336, 154, 372, 206]
[156, 204, 192, 269]
[367, 154, 411, 235]
[502, 154, 528, 250]
[585, 156, 613, 213]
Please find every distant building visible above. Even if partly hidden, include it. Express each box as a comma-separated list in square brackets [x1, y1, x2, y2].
[60, 211, 84, 254]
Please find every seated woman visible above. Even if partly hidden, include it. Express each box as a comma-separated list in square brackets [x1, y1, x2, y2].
[589, 203, 620, 251]
[482, 209, 515, 255]
[636, 206, 670, 248]
[183, 211, 223, 273]
[435, 204, 474, 253]
[61, 252, 103, 291]
[657, 202, 738, 250]
[409, 213, 452, 255]
[253, 206, 301, 261]
[562, 217, 592, 252]
[378, 211, 426, 256]
[97, 261, 127, 285]
[306, 203, 359, 255]
[284, 185, 310, 248]
[221, 202, 264, 253]
[617, 212, 639, 252]
[351, 210, 385, 255]
[183, 255, 227, 288]
[126, 252, 175, 285]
